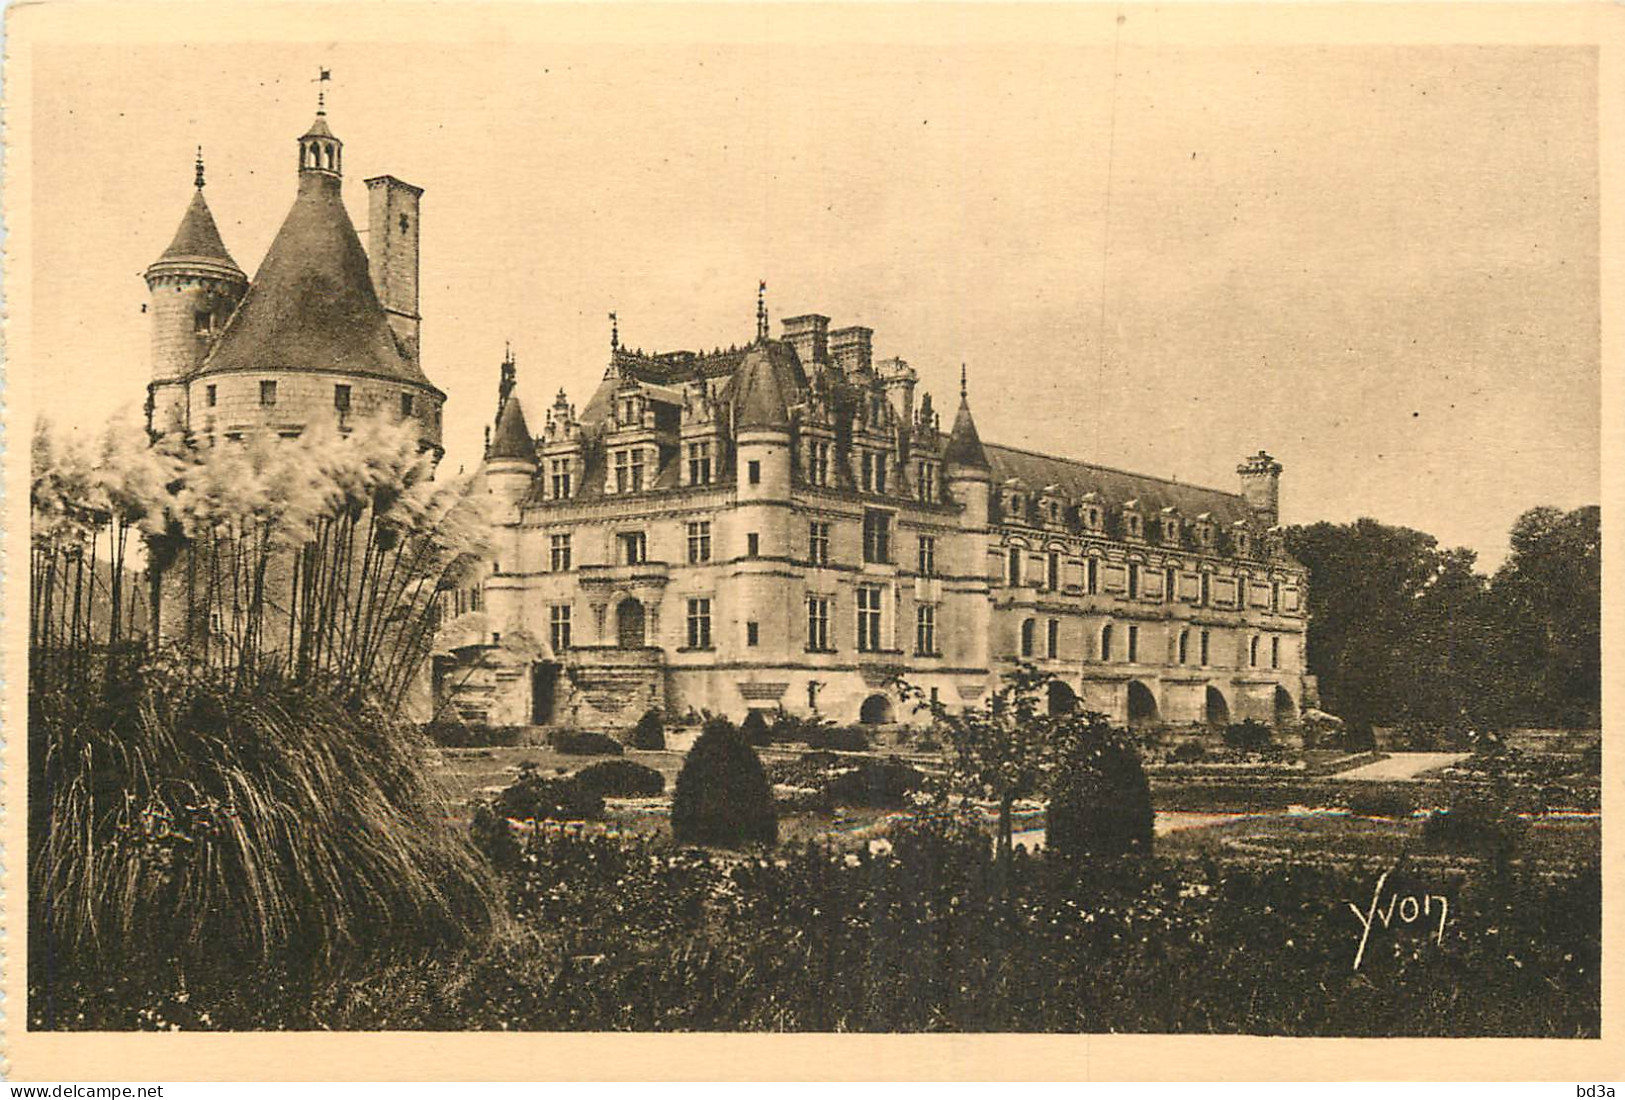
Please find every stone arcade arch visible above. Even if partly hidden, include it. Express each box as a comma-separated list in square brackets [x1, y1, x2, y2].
[859, 693, 895, 724]
[1047, 680, 1078, 716]
[1205, 685, 1231, 727]
[1273, 685, 1297, 728]
[615, 597, 645, 648]
[1127, 680, 1159, 727]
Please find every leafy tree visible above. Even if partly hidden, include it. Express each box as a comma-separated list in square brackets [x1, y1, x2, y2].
[1046, 716, 1154, 861]
[1490, 506, 1601, 725]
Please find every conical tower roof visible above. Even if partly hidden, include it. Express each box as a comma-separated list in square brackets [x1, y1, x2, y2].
[154, 189, 244, 275]
[943, 373, 991, 471]
[488, 393, 536, 462]
[732, 339, 805, 431]
[198, 172, 431, 386]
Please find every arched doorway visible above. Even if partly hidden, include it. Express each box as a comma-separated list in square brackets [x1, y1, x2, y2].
[1047, 680, 1077, 716]
[615, 598, 645, 647]
[1127, 681, 1159, 727]
[859, 693, 894, 724]
[1273, 686, 1297, 728]
[1205, 685, 1230, 727]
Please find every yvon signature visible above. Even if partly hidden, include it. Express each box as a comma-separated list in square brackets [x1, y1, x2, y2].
[1346, 868, 1448, 971]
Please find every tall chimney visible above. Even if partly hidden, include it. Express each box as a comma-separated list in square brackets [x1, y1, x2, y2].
[780, 314, 830, 367]
[829, 325, 873, 374]
[365, 175, 423, 370]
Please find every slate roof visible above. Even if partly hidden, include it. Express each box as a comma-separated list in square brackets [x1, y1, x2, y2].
[943, 396, 992, 471]
[983, 442, 1253, 525]
[197, 172, 434, 388]
[732, 340, 806, 430]
[152, 190, 243, 276]
[488, 395, 536, 461]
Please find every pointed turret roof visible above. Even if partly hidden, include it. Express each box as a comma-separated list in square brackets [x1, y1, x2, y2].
[943, 367, 991, 471]
[155, 190, 244, 275]
[488, 393, 536, 462]
[198, 172, 432, 386]
[732, 339, 805, 431]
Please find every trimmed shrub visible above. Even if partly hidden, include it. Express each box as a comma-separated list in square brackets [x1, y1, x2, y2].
[1169, 739, 1207, 764]
[1046, 733, 1154, 860]
[573, 759, 665, 798]
[492, 763, 605, 822]
[805, 725, 870, 753]
[741, 708, 773, 747]
[548, 729, 625, 756]
[672, 717, 778, 848]
[423, 721, 522, 748]
[1422, 798, 1526, 864]
[1343, 785, 1418, 819]
[627, 708, 666, 751]
[1222, 719, 1273, 753]
[825, 756, 926, 809]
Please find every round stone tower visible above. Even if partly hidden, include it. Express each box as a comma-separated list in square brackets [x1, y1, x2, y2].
[143, 149, 248, 436]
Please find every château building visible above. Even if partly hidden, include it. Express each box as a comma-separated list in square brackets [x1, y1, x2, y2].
[443, 297, 1313, 732]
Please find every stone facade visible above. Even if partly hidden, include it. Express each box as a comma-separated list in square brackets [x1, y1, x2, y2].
[439, 313, 1311, 733]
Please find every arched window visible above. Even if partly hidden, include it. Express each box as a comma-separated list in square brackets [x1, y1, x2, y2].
[1249, 635, 1261, 667]
[1200, 629, 1211, 666]
[1178, 629, 1189, 665]
[1020, 618, 1036, 658]
[1271, 636, 1281, 669]
[1100, 624, 1114, 662]
[1008, 547, 1023, 586]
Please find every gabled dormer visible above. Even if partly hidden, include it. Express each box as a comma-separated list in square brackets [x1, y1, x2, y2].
[540, 388, 582, 501]
[1156, 506, 1182, 548]
[1120, 498, 1146, 542]
[1078, 491, 1106, 535]
[1193, 512, 1217, 551]
[680, 379, 725, 488]
[998, 478, 1030, 526]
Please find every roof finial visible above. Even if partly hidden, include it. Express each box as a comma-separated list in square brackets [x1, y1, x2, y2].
[316, 67, 331, 114]
[609, 311, 619, 351]
[756, 280, 768, 342]
[194, 145, 205, 189]
[960, 363, 968, 400]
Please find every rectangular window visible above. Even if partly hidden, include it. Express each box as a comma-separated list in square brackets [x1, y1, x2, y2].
[1200, 630, 1211, 666]
[747, 460, 761, 486]
[857, 585, 884, 652]
[1128, 563, 1140, 599]
[747, 621, 760, 647]
[1008, 547, 1023, 586]
[808, 440, 831, 486]
[808, 521, 831, 566]
[1200, 573, 1211, 607]
[686, 521, 711, 564]
[1166, 567, 1177, 603]
[334, 384, 351, 412]
[862, 510, 892, 564]
[807, 596, 831, 651]
[548, 604, 572, 651]
[916, 605, 937, 656]
[687, 441, 713, 485]
[260, 380, 277, 406]
[619, 531, 646, 565]
[1087, 557, 1098, 594]
[1047, 618, 1060, 659]
[1020, 619, 1035, 658]
[630, 449, 645, 492]
[1128, 624, 1139, 663]
[860, 450, 887, 493]
[1047, 551, 1061, 592]
[194, 310, 213, 334]
[686, 598, 712, 649]
[917, 460, 937, 502]
[400, 393, 414, 418]
[614, 450, 629, 493]
[549, 533, 572, 572]
[746, 532, 760, 558]
[1101, 625, 1114, 662]
[1178, 630, 1190, 665]
[550, 459, 572, 499]
[917, 535, 937, 576]
[1271, 581, 1281, 613]
[1271, 635, 1281, 669]
[206, 384, 217, 408]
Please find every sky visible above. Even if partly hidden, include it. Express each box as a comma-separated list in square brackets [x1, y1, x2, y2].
[27, 34, 1599, 571]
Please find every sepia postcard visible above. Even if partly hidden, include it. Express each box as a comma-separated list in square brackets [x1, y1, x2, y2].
[3, 0, 1621, 1082]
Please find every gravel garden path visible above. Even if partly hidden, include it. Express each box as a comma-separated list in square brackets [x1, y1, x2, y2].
[1328, 751, 1469, 782]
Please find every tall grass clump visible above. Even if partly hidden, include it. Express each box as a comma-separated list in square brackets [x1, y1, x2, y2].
[29, 413, 500, 1010]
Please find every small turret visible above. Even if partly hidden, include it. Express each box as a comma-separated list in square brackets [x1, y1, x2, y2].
[1237, 450, 1283, 526]
[143, 147, 247, 435]
[945, 365, 992, 534]
[484, 350, 537, 514]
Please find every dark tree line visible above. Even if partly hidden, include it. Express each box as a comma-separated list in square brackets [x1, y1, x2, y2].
[1284, 506, 1599, 733]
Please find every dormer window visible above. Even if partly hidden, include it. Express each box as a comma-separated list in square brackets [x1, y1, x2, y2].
[194, 310, 213, 334]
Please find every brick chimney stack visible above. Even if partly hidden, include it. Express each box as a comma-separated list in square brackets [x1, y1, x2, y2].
[829, 325, 873, 374]
[780, 314, 830, 367]
[1237, 450, 1284, 526]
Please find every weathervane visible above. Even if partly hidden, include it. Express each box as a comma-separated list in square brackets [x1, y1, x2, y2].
[756, 280, 768, 341]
